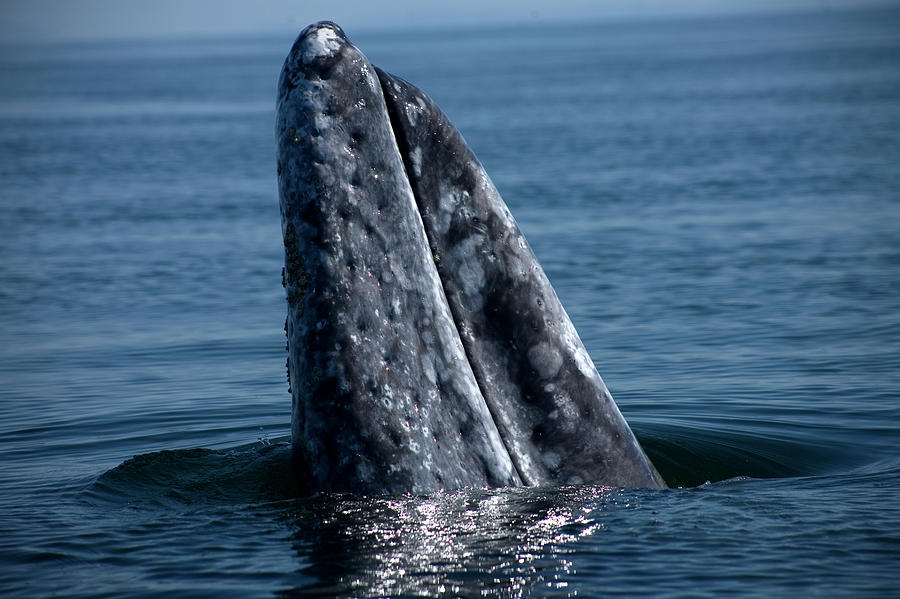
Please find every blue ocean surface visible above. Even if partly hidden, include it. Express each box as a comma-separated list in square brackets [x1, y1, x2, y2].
[1, 7, 899, 598]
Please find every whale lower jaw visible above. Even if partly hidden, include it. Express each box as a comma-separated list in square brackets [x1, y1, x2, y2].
[276, 21, 666, 494]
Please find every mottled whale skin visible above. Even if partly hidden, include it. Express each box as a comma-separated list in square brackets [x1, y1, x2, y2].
[276, 23, 520, 494]
[378, 71, 665, 489]
[276, 22, 665, 494]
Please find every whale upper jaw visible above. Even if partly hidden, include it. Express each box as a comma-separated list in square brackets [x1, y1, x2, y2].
[276, 22, 666, 495]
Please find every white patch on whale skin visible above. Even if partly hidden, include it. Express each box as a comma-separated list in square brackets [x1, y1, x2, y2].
[361, 61, 381, 92]
[452, 234, 486, 310]
[436, 193, 454, 235]
[410, 146, 423, 178]
[421, 355, 437, 385]
[553, 394, 578, 432]
[527, 342, 563, 379]
[559, 315, 600, 380]
[573, 346, 596, 379]
[301, 26, 342, 64]
[404, 96, 427, 126]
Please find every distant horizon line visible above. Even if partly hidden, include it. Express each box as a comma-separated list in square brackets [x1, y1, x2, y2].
[1, 1, 896, 47]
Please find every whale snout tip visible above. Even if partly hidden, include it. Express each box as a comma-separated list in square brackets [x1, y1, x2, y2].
[297, 21, 349, 65]
[300, 20, 346, 39]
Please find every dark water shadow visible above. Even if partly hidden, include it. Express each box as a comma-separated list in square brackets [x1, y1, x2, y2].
[637, 421, 866, 488]
[86, 440, 300, 507]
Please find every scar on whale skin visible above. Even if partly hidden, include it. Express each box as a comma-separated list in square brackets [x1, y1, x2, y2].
[277, 21, 666, 495]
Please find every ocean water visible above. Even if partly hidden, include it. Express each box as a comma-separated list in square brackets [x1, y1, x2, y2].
[2, 7, 899, 598]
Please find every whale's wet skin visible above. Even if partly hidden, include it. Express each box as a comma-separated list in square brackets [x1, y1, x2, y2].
[276, 22, 664, 493]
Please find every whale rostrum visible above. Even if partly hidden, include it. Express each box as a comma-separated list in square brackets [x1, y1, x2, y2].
[276, 22, 666, 494]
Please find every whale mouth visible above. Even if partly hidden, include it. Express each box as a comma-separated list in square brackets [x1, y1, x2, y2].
[372, 66, 532, 486]
[276, 22, 666, 493]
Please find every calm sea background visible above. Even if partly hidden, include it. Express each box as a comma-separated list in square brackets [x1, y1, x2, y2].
[2, 6, 899, 598]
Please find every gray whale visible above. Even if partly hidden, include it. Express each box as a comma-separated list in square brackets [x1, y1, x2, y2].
[276, 22, 666, 494]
